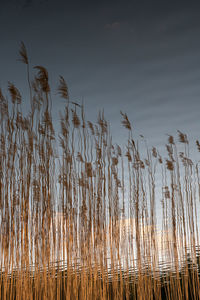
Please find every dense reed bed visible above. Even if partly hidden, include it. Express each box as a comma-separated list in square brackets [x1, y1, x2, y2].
[0, 43, 200, 299]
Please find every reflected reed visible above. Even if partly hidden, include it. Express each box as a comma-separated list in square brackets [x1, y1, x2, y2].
[0, 43, 200, 299]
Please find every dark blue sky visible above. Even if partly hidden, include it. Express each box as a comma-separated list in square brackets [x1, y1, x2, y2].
[1, 0, 200, 152]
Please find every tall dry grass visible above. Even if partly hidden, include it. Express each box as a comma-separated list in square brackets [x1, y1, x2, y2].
[0, 43, 200, 299]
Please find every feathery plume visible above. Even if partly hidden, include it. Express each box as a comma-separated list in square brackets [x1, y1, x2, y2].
[177, 130, 188, 144]
[34, 66, 50, 93]
[57, 76, 69, 100]
[120, 111, 131, 130]
[8, 82, 22, 104]
[18, 41, 28, 65]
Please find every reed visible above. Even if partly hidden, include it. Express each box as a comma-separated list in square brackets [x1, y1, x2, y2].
[0, 43, 200, 299]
